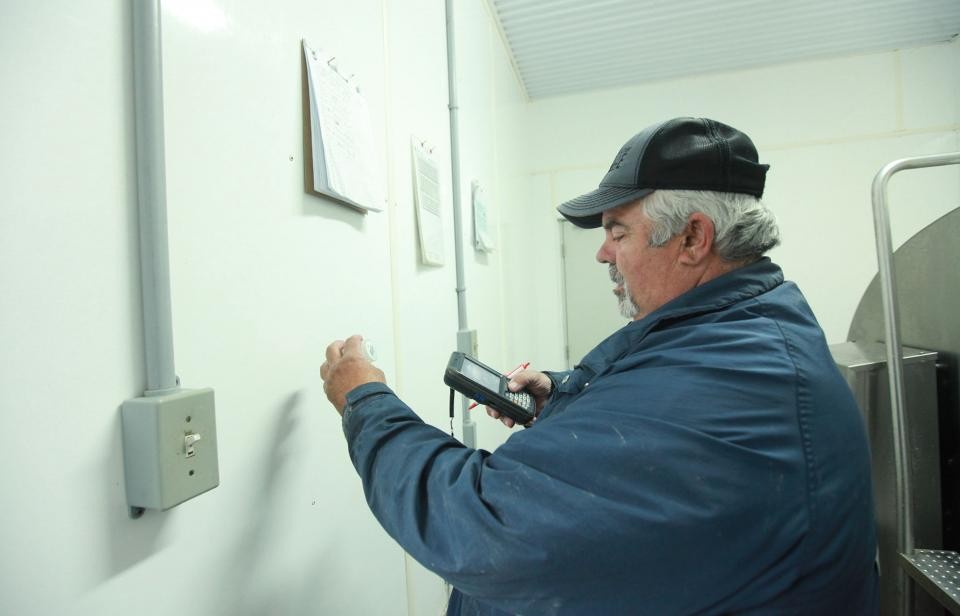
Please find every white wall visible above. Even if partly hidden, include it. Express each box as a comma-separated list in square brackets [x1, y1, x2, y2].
[0, 1, 525, 615]
[511, 39, 960, 347]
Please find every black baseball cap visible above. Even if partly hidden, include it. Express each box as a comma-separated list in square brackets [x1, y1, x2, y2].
[557, 117, 769, 229]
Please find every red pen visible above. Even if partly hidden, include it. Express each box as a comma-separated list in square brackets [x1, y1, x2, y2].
[467, 362, 530, 410]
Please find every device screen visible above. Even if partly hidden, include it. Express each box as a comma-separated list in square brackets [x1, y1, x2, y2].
[461, 356, 501, 391]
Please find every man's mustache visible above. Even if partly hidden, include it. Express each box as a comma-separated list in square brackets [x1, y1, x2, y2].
[609, 264, 623, 285]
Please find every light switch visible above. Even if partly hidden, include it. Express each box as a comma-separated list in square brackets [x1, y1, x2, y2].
[184, 432, 202, 457]
[121, 388, 219, 517]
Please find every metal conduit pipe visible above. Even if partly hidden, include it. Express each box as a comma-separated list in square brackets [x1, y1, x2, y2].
[445, 0, 476, 448]
[132, 0, 179, 396]
[871, 151, 960, 615]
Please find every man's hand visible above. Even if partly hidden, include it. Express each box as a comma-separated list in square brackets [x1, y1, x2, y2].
[320, 335, 386, 415]
[486, 369, 552, 429]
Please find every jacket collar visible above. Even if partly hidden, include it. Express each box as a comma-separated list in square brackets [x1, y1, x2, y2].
[576, 258, 784, 376]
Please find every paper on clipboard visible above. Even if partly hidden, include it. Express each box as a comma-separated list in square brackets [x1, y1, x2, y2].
[412, 138, 445, 266]
[302, 40, 383, 212]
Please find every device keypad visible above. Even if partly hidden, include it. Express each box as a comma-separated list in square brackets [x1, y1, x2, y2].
[506, 390, 532, 410]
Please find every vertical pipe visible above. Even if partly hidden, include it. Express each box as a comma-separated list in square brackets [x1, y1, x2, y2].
[444, 0, 476, 447]
[132, 0, 179, 396]
[445, 0, 467, 333]
[871, 151, 960, 615]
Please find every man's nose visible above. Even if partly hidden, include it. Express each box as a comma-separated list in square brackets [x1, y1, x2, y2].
[596, 240, 612, 264]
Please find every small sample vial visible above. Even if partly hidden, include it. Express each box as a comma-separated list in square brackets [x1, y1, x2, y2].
[362, 340, 377, 362]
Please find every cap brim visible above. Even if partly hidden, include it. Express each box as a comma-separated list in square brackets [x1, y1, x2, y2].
[557, 186, 654, 229]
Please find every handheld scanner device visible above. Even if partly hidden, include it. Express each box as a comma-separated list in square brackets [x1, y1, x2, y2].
[444, 352, 536, 424]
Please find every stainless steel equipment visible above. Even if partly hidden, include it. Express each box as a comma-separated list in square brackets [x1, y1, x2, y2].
[837, 151, 960, 615]
[831, 342, 943, 615]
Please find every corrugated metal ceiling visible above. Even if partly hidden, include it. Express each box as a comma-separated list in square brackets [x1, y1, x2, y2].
[488, 0, 960, 99]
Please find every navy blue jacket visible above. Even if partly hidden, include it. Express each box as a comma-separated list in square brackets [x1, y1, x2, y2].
[342, 259, 878, 615]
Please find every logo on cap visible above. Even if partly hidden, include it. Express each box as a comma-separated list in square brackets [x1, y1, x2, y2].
[609, 146, 631, 172]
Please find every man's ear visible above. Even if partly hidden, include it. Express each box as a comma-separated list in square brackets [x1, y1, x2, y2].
[677, 212, 715, 265]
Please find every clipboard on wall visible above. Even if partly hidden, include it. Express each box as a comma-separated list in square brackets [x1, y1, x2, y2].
[301, 39, 384, 212]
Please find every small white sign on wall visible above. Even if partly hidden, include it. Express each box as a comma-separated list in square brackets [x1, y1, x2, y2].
[472, 181, 494, 252]
[412, 137, 444, 266]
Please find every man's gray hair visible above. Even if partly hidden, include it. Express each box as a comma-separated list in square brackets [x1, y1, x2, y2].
[642, 190, 780, 261]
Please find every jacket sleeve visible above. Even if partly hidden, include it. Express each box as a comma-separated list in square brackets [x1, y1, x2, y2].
[341, 382, 554, 595]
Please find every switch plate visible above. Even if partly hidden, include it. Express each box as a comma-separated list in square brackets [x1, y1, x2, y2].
[121, 388, 219, 517]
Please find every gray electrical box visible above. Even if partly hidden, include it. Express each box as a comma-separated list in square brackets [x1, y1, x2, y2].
[457, 329, 478, 357]
[121, 387, 219, 516]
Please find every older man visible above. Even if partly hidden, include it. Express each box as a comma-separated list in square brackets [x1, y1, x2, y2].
[321, 117, 879, 615]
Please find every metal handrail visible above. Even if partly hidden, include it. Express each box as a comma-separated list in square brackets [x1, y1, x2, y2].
[870, 151, 960, 615]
